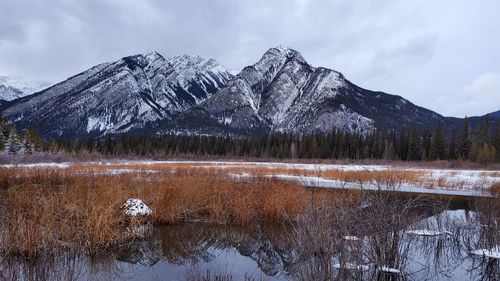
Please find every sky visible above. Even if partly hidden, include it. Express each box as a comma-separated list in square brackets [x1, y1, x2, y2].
[0, 0, 499, 117]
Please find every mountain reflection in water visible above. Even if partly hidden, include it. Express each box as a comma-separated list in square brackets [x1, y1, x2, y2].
[1, 200, 499, 281]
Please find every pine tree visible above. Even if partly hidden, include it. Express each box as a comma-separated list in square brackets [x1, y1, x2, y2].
[421, 129, 431, 160]
[477, 143, 496, 163]
[430, 121, 446, 160]
[448, 129, 458, 160]
[471, 115, 491, 161]
[458, 117, 471, 160]
[476, 115, 490, 146]
[0, 131, 4, 152]
[23, 128, 42, 154]
[494, 123, 500, 162]
[4, 127, 24, 155]
[407, 125, 420, 161]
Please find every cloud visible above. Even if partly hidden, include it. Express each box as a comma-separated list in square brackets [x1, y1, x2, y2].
[429, 73, 500, 117]
[0, 0, 499, 117]
[465, 72, 500, 99]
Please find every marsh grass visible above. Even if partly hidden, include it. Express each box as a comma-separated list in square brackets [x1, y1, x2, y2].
[0, 162, 497, 261]
[0, 167, 307, 257]
[68, 161, 499, 190]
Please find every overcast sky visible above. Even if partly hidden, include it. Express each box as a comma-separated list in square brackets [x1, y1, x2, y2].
[1, 0, 499, 117]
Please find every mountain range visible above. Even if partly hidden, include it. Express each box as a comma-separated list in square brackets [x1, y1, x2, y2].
[1, 46, 497, 138]
[0, 76, 51, 105]
[2, 52, 232, 137]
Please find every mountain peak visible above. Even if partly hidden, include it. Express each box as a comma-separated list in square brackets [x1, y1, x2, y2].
[143, 51, 164, 62]
[167, 54, 227, 76]
[262, 45, 306, 66]
[273, 44, 294, 54]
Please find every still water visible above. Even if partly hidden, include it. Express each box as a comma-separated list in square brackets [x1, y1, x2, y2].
[1, 198, 499, 281]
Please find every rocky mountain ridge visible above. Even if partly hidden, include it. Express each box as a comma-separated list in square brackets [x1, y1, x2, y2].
[2, 52, 233, 137]
[164, 46, 444, 136]
[2, 46, 493, 138]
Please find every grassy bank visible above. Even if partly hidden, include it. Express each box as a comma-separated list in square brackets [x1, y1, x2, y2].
[0, 163, 497, 259]
[0, 167, 310, 257]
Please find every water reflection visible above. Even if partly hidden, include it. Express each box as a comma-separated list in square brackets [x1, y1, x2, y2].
[1, 198, 499, 281]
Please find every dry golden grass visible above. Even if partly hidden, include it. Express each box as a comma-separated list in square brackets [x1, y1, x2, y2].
[5, 161, 499, 190]
[490, 183, 500, 196]
[1, 161, 497, 257]
[0, 167, 308, 257]
[320, 169, 424, 185]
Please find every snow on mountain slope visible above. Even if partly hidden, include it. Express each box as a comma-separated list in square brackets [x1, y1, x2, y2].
[0, 76, 51, 102]
[164, 45, 444, 136]
[3, 52, 233, 137]
[4, 45, 448, 138]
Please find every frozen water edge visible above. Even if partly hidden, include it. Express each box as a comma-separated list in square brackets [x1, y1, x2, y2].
[331, 263, 401, 274]
[267, 174, 492, 197]
[406, 229, 452, 236]
[0, 162, 71, 168]
[470, 247, 500, 259]
[1, 160, 497, 197]
[333, 263, 370, 271]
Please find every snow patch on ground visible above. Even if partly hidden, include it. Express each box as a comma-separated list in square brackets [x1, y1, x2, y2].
[0, 162, 71, 168]
[344, 236, 360, 241]
[379, 266, 401, 274]
[407, 230, 452, 236]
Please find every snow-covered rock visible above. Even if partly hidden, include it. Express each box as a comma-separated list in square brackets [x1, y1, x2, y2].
[122, 198, 152, 216]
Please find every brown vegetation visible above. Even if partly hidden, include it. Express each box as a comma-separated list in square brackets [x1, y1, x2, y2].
[0, 167, 307, 257]
[490, 182, 500, 196]
[0, 162, 497, 260]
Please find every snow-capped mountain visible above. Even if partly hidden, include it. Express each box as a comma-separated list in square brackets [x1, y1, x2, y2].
[0, 76, 51, 103]
[3, 46, 455, 138]
[164, 45, 444, 136]
[3, 52, 233, 137]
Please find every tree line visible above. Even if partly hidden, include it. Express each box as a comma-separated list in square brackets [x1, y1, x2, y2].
[2, 115, 499, 163]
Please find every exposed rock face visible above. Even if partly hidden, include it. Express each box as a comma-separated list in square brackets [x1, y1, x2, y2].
[3, 46, 450, 138]
[164, 46, 443, 136]
[3, 52, 232, 137]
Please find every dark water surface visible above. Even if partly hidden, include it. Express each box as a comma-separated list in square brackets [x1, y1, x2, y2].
[1, 196, 499, 281]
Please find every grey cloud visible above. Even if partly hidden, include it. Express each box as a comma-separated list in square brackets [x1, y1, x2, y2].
[0, 0, 499, 117]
